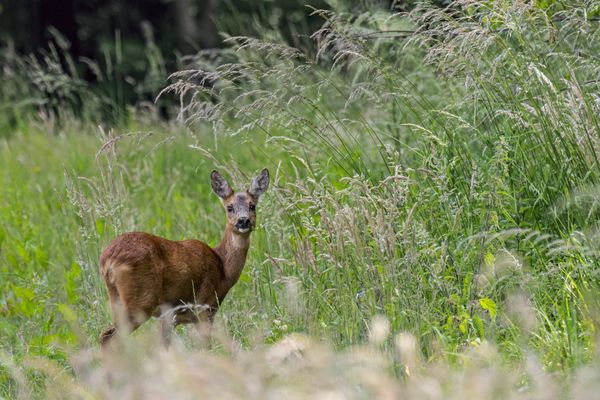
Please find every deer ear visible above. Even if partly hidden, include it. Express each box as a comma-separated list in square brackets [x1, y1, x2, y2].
[249, 168, 269, 199]
[211, 170, 233, 199]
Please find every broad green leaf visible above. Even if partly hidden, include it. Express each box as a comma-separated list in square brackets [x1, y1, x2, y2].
[65, 262, 82, 304]
[480, 297, 497, 320]
[95, 218, 105, 235]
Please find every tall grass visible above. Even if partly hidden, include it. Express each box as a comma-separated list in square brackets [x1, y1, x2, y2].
[160, 0, 600, 360]
[2, 0, 600, 398]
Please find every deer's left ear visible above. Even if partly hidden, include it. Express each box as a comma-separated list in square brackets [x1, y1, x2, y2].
[249, 168, 269, 199]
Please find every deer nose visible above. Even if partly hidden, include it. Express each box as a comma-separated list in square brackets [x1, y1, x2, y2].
[236, 217, 250, 229]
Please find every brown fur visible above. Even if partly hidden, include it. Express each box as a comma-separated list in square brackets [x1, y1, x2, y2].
[98, 169, 269, 348]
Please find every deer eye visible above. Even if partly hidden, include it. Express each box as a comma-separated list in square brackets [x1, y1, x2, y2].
[227, 205, 234, 213]
[249, 204, 255, 211]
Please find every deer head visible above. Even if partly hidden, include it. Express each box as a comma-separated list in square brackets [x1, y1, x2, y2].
[211, 169, 270, 234]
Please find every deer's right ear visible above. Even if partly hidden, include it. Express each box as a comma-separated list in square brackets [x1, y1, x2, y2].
[211, 170, 233, 199]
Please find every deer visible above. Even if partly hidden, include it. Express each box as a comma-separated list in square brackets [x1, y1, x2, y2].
[98, 168, 269, 348]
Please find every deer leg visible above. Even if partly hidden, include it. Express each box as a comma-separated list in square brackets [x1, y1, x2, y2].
[99, 313, 147, 350]
[99, 325, 117, 349]
[193, 308, 216, 342]
[103, 267, 156, 347]
[100, 281, 122, 349]
[159, 306, 197, 348]
[100, 280, 151, 349]
[160, 313, 175, 348]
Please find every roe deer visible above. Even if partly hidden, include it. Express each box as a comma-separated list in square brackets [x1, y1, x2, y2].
[98, 168, 269, 348]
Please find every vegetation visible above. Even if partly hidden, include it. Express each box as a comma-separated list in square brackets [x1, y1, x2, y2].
[1, 0, 600, 398]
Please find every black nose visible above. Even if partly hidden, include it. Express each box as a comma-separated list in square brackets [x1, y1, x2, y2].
[237, 217, 250, 228]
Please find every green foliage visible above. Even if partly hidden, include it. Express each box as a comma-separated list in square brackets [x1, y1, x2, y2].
[2, 0, 600, 398]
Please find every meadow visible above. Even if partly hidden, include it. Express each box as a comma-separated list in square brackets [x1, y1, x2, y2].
[2, 1, 600, 398]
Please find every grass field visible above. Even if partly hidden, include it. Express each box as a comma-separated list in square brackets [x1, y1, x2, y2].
[2, 1, 600, 398]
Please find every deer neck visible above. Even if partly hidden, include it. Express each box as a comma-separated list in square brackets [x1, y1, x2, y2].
[214, 225, 250, 287]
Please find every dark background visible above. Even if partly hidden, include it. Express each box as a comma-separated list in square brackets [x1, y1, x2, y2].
[0, 0, 449, 121]
[0, 0, 453, 60]
[0, 0, 361, 60]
